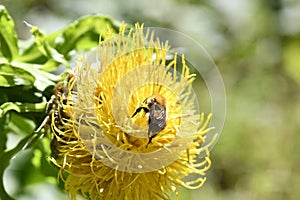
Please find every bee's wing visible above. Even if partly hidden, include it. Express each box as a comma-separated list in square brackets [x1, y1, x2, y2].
[148, 104, 166, 136]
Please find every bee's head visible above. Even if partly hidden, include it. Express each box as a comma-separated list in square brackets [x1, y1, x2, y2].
[145, 97, 156, 107]
[144, 94, 166, 107]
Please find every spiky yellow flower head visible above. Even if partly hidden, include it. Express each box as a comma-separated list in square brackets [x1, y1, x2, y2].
[49, 23, 216, 200]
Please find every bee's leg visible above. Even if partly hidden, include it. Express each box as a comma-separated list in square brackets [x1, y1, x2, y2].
[146, 129, 157, 147]
[146, 135, 153, 148]
[131, 107, 149, 118]
[146, 138, 152, 148]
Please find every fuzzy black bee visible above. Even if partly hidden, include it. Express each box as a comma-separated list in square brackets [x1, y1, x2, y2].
[131, 94, 167, 146]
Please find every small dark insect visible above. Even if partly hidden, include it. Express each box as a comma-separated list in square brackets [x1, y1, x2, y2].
[36, 72, 74, 157]
[131, 94, 167, 146]
[41, 73, 74, 131]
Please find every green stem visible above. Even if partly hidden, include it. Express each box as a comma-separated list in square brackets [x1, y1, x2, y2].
[0, 124, 44, 200]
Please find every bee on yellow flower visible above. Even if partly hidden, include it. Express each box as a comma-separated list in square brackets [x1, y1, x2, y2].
[131, 93, 167, 146]
[48, 22, 216, 200]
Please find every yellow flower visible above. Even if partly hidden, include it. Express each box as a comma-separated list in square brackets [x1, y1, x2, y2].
[49, 23, 216, 200]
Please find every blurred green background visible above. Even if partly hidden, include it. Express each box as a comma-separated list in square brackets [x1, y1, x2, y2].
[1, 0, 300, 199]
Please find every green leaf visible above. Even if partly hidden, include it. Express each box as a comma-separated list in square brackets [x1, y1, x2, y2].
[17, 15, 121, 65]
[0, 101, 47, 118]
[29, 25, 70, 70]
[10, 61, 60, 91]
[54, 15, 120, 54]
[7, 112, 36, 136]
[0, 64, 35, 87]
[0, 130, 43, 200]
[0, 113, 9, 152]
[0, 102, 20, 116]
[0, 5, 19, 61]
[0, 85, 42, 105]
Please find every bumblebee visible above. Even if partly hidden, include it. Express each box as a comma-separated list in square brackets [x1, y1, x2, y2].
[131, 94, 167, 146]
